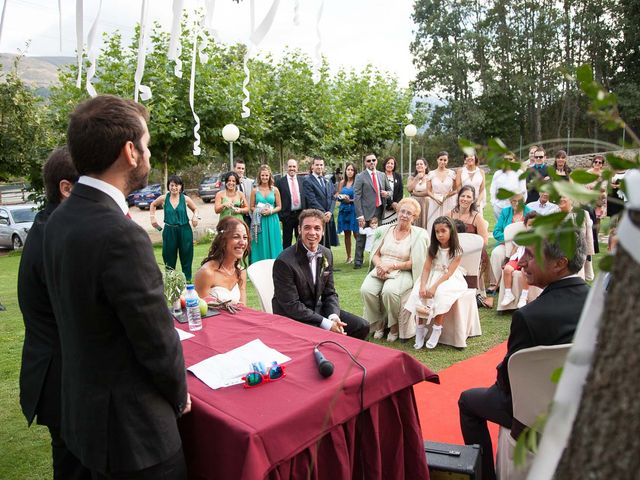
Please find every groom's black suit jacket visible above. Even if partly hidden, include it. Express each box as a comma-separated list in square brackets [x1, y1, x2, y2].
[43, 183, 187, 474]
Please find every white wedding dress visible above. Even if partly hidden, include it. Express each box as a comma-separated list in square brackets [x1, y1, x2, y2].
[209, 284, 241, 304]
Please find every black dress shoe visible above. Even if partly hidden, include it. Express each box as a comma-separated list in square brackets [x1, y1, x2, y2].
[353, 264, 362, 269]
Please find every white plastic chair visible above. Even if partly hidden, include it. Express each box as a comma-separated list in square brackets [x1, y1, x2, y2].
[496, 223, 542, 311]
[246, 259, 275, 314]
[437, 233, 483, 348]
[495, 343, 571, 479]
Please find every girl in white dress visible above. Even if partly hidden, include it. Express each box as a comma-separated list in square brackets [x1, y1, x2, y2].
[456, 153, 486, 211]
[194, 216, 249, 305]
[426, 152, 458, 236]
[405, 216, 468, 349]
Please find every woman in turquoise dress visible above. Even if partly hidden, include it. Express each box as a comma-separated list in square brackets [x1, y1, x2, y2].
[150, 175, 199, 281]
[336, 162, 359, 264]
[250, 165, 283, 262]
[214, 171, 250, 221]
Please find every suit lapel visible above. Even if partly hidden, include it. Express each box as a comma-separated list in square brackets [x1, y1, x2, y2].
[295, 244, 316, 295]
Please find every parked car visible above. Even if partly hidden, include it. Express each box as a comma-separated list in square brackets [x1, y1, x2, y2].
[198, 174, 223, 203]
[0, 203, 38, 249]
[132, 183, 163, 210]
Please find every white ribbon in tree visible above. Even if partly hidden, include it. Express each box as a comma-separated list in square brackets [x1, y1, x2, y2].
[75, 0, 83, 89]
[167, 0, 184, 78]
[241, 0, 281, 118]
[0, 0, 7, 46]
[312, 0, 324, 83]
[85, 0, 102, 97]
[58, 0, 63, 51]
[188, 22, 202, 156]
[293, 0, 300, 25]
[133, 0, 152, 102]
[617, 168, 640, 264]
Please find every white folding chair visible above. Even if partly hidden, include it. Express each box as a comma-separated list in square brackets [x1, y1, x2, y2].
[246, 259, 275, 314]
[438, 233, 483, 348]
[496, 222, 542, 311]
[495, 344, 571, 479]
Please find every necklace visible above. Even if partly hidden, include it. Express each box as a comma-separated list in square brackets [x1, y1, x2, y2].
[218, 263, 236, 276]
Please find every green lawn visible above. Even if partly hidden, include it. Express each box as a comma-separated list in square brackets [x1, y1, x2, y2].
[0, 175, 607, 478]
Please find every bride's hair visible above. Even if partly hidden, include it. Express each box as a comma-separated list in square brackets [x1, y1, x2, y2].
[200, 217, 250, 282]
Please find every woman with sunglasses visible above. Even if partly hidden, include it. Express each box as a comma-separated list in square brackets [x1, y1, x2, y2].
[195, 216, 249, 305]
[360, 197, 428, 342]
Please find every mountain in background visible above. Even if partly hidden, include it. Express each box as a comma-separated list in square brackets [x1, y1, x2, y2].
[0, 53, 74, 96]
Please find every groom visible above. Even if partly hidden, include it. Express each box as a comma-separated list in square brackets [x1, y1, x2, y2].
[272, 209, 369, 340]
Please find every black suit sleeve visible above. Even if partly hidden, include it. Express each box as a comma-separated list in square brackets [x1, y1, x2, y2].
[496, 309, 534, 395]
[393, 173, 404, 203]
[303, 178, 323, 211]
[319, 249, 340, 316]
[102, 222, 187, 413]
[272, 255, 325, 327]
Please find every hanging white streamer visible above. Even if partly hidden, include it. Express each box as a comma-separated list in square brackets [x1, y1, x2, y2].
[241, 0, 281, 118]
[188, 23, 201, 156]
[293, 0, 300, 26]
[133, 0, 151, 102]
[58, 0, 63, 51]
[616, 169, 640, 264]
[312, 0, 324, 83]
[168, 0, 184, 78]
[0, 0, 7, 46]
[85, 0, 102, 97]
[75, 0, 83, 89]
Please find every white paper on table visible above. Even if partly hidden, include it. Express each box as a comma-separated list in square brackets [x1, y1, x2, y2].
[175, 328, 194, 341]
[187, 339, 291, 390]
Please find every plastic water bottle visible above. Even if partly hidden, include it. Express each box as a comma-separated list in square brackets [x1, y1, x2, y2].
[185, 284, 202, 331]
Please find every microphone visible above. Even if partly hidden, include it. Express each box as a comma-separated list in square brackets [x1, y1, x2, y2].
[314, 347, 334, 378]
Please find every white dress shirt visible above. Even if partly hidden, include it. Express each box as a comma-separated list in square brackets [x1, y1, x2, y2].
[78, 176, 128, 215]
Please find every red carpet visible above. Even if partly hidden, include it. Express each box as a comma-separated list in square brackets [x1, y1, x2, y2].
[415, 342, 507, 454]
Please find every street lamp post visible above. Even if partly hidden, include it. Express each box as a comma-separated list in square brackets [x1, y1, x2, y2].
[222, 123, 240, 171]
[404, 124, 417, 174]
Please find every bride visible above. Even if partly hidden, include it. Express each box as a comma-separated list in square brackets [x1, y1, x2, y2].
[194, 216, 250, 305]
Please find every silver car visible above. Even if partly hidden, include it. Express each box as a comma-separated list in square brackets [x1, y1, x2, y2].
[0, 204, 38, 249]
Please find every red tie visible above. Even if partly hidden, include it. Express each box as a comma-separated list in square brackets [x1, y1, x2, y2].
[290, 176, 299, 208]
[125, 211, 132, 219]
[371, 171, 381, 207]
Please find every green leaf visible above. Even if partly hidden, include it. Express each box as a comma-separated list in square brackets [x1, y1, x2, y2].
[488, 137, 509, 153]
[458, 138, 477, 157]
[575, 208, 585, 227]
[514, 231, 540, 246]
[532, 212, 567, 227]
[576, 64, 593, 85]
[514, 430, 529, 466]
[606, 154, 638, 170]
[554, 181, 600, 204]
[496, 188, 516, 200]
[570, 170, 599, 184]
[558, 225, 577, 259]
[550, 367, 563, 384]
[599, 254, 615, 272]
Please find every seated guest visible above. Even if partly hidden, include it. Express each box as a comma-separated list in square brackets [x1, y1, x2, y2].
[361, 198, 428, 342]
[489, 194, 531, 292]
[500, 212, 537, 308]
[272, 209, 369, 340]
[405, 216, 468, 350]
[459, 232, 589, 480]
[490, 156, 527, 220]
[195, 216, 249, 305]
[526, 191, 559, 215]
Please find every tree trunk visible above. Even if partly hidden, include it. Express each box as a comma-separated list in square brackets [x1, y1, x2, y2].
[554, 222, 640, 478]
[163, 155, 168, 193]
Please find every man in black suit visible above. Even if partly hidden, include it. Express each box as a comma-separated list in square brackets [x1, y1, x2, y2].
[43, 95, 190, 479]
[353, 153, 391, 268]
[272, 209, 369, 340]
[276, 158, 306, 249]
[18, 147, 89, 480]
[526, 146, 549, 203]
[302, 156, 339, 248]
[458, 232, 589, 480]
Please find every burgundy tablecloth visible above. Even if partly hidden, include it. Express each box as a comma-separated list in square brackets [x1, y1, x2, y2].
[176, 308, 439, 480]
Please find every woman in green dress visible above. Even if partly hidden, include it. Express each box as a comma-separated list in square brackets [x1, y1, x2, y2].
[150, 175, 199, 281]
[214, 171, 250, 221]
[250, 165, 283, 262]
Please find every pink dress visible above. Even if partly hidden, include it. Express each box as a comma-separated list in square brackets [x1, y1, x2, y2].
[426, 169, 457, 235]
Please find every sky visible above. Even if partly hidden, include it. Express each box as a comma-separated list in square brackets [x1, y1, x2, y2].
[0, 0, 418, 87]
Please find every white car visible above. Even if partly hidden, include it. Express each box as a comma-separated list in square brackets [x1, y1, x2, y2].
[0, 204, 38, 249]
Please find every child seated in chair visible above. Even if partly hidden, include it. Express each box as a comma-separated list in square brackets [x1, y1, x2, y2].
[404, 216, 468, 349]
[500, 212, 538, 309]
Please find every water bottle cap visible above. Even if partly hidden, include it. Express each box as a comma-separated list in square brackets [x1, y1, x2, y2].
[186, 284, 195, 290]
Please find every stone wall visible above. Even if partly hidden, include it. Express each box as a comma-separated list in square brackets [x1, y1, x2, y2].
[568, 149, 639, 169]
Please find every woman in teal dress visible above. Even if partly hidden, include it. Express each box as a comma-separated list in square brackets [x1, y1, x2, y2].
[214, 171, 250, 221]
[250, 165, 283, 262]
[150, 175, 199, 281]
